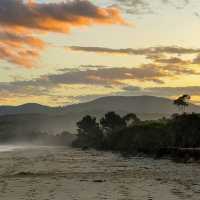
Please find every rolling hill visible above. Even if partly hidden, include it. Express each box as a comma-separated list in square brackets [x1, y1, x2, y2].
[0, 96, 199, 134]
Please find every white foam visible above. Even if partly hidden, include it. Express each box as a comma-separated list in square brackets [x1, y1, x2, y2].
[0, 145, 29, 152]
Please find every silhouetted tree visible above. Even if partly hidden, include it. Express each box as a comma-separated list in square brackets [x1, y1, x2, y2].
[174, 94, 190, 113]
[75, 115, 103, 148]
[100, 112, 126, 133]
[170, 113, 200, 148]
[123, 113, 140, 127]
[99, 112, 126, 149]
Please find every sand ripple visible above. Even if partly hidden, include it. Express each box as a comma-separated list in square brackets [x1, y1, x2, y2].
[0, 146, 199, 200]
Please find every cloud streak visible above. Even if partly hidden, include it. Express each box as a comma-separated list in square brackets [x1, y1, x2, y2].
[114, 0, 190, 14]
[68, 45, 200, 55]
[0, 62, 198, 102]
[113, 0, 151, 14]
[122, 85, 200, 97]
[68, 45, 200, 70]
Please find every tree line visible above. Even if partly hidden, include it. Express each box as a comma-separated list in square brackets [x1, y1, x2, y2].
[73, 95, 200, 161]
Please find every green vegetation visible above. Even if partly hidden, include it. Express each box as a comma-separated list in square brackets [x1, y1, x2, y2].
[73, 111, 200, 162]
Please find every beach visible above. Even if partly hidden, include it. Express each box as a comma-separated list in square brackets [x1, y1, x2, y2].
[0, 145, 200, 200]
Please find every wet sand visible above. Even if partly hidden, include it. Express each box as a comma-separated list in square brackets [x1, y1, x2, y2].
[0, 146, 200, 200]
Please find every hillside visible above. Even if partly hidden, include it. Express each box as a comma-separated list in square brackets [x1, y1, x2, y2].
[0, 96, 199, 134]
[0, 103, 53, 116]
[63, 95, 200, 114]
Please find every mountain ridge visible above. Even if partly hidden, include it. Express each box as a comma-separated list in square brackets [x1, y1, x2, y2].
[0, 95, 199, 134]
[0, 95, 199, 116]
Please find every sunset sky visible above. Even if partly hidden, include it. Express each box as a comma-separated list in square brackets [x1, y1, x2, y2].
[1, 0, 200, 106]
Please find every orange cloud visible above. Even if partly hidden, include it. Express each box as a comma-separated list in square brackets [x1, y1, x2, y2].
[4, 1, 126, 32]
[0, 0, 126, 68]
[0, 30, 45, 68]
[0, 45, 40, 69]
[0, 31, 45, 48]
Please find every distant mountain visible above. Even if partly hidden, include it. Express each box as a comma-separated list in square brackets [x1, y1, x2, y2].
[0, 96, 199, 134]
[63, 95, 200, 115]
[0, 103, 53, 116]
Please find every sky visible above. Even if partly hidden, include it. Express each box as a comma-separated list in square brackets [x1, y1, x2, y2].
[1, 0, 200, 106]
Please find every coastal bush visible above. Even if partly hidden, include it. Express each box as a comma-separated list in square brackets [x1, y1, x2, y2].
[73, 112, 200, 161]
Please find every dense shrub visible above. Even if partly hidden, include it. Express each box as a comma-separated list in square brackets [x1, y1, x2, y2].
[73, 112, 200, 160]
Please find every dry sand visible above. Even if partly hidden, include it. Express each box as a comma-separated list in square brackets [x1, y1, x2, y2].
[0, 145, 200, 200]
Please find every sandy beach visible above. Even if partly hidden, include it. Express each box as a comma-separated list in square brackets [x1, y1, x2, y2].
[0, 145, 199, 200]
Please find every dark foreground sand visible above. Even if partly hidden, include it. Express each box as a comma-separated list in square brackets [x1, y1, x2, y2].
[0, 145, 200, 200]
